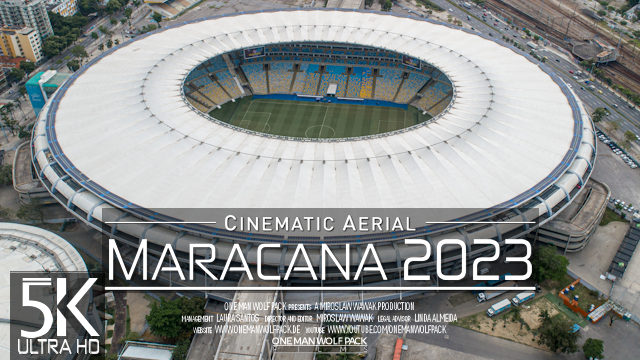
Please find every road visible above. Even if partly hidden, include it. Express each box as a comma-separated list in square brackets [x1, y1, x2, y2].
[1, 4, 152, 103]
[395, 0, 640, 137]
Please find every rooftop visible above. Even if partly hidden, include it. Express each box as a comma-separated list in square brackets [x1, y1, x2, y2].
[26, 70, 71, 88]
[41, 9, 583, 209]
[118, 341, 176, 360]
[0, 222, 88, 359]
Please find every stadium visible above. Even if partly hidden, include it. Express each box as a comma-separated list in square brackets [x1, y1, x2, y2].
[31, 9, 596, 289]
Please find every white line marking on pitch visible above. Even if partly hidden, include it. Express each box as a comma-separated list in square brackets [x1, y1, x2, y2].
[318, 104, 329, 138]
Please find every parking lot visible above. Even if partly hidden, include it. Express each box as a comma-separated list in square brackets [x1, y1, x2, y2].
[592, 137, 640, 213]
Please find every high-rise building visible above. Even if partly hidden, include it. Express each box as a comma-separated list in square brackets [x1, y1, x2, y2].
[0, 0, 54, 41]
[0, 26, 43, 62]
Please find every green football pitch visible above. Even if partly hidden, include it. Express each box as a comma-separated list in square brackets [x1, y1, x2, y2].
[209, 97, 431, 139]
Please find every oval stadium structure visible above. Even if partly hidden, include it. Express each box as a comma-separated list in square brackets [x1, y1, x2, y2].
[31, 9, 596, 287]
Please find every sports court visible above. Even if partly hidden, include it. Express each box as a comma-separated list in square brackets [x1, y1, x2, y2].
[209, 97, 431, 138]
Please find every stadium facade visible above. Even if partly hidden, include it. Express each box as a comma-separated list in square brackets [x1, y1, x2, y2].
[31, 9, 596, 287]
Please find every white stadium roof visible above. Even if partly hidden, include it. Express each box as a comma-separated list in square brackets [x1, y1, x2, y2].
[38, 9, 590, 210]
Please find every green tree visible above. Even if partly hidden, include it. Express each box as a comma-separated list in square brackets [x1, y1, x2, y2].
[106, 0, 123, 14]
[0, 165, 12, 186]
[106, 39, 113, 48]
[625, 130, 636, 142]
[7, 68, 25, 84]
[152, 12, 163, 27]
[147, 297, 205, 340]
[19, 61, 35, 74]
[538, 314, 579, 353]
[42, 36, 67, 58]
[591, 107, 607, 122]
[67, 59, 80, 72]
[140, 24, 157, 34]
[78, 0, 101, 16]
[532, 245, 569, 283]
[19, 85, 26, 97]
[91, 32, 98, 39]
[124, 7, 132, 19]
[98, 43, 105, 51]
[583, 338, 604, 359]
[99, 25, 111, 36]
[172, 340, 191, 360]
[18, 124, 33, 139]
[71, 45, 88, 59]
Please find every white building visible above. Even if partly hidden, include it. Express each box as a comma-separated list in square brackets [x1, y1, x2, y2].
[0, 222, 89, 359]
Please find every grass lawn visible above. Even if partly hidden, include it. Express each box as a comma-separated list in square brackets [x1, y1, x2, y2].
[209, 97, 431, 138]
[453, 295, 567, 350]
[600, 207, 626, 226]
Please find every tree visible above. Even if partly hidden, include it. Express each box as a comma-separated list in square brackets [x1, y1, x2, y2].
[124, 7, 132, 19]
[99, 25, 111, 36]
[172, 340, 191, 360]
[106, 0, 123, 14]
[78, 0, 101, 16]
[67, 59, 80, 72]
[583, 338, 604, 359]
[139, 24, 157, 34]
[18, 85, 26, 97]
[591, 107, 607, 122]
[98, 43, 104, 51]
[45, 12, 89, 59]
[19, 61, 35, 75]
[0, 165, 12, 186]
[91, 32, 98, 39]
[106, 39, 113, 48]
[152, 12, 163, 27]
[7, 68, 25, 84]
[71, 45, 88, 59]
[625, 130, 636, 142]
[18, 124, 33, 139]
[538, 314, 579, 353]
[43, 36, 67, 58]
[532, 245, 569, 283]
[147, 297, 205, 340]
